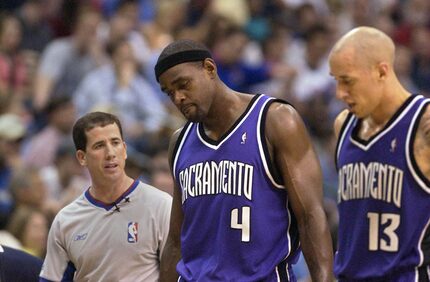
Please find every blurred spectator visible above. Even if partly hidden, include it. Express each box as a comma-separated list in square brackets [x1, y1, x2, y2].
[0, 113, 26, 227]
[22, 96, 76, 168]
[124, 147, 151, 181]
[0, 13, 28, 113]
[287, 24, 334, 105]
[39, 141, 90, 208]
[210, 0, 250, 27]
[0, 1, 26, 11]
[9, 167, 47, 212]
[303, 94, 339, 200]
[100, 0, 152, 67]
[403, 0, 430, 29]
[394, 45, 419, 94]
[101, 0, 157, 23]
[393, 0, 430, 46]
[291, 3, 324, 38]
[141, 0, 186, 52]
[7, 206, 48, 258]
[149, 150, 173, 196]
[212, 25, 271, 92]
[73, 39, 167, 155]
[280, 0, 329, 15]
[410, 25, 430, 96]
[185, 0, 212, 25]
[336, 0, 378, 35]
[251, 24, 297, 99]
[33, 5, 104, 111]
[16, 0, 53, 53]
[45, 0, 81, 38]
[244, 0, 271, 42]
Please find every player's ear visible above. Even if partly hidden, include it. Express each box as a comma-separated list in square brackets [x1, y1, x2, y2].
[377, 62, 389, 80]
[76, 150, 87, 166]
[123, 141, 128, 160]
[203, 58, 217, 78]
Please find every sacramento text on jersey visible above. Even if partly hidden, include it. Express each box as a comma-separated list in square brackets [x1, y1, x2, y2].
[178, 160, 254, 203]
[338, 162, 403, 208]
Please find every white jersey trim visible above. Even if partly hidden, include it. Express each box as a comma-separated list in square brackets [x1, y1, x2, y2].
[336, 114, 355, 164]
[173, 123, 194, 181]
[406, 99, 430, 194]
[350, 95, 423, 151]
[196, 95, 265, 150]
[286, 201, 292, 268]
[418, 217, 430, 267]
[257, 97, 284, 189]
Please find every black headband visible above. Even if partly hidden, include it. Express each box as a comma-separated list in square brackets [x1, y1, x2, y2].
[154, 50, 212, 82]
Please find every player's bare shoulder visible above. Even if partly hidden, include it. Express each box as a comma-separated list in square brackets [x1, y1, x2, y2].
[265, 102, 300, 137]
[264, 101, 312, 155]
[334, 110, 350, 139]
[414, 104, 430, 179]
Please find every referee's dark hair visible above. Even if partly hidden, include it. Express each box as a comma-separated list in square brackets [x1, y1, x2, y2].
[72, 112, 124, 152]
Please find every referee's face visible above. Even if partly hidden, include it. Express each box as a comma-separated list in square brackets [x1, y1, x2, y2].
[77, 123, 128, 183]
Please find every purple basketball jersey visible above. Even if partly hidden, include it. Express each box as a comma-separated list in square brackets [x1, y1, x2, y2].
[335, 95, 430, 281]
[172, 94, 300, 281]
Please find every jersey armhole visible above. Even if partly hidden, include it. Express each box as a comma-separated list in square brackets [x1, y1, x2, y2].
[406, 101, 430, 194]
[334, 112, 354, 170]
[172, 122, 193, 180]
[258, 98, 290, 188]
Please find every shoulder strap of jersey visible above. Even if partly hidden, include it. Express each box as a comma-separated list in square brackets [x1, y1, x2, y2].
[257, 97, 292, 188]
[406, 98, 430, 194]
[335, 112, 355, 170]
[172, 121, 194, 180]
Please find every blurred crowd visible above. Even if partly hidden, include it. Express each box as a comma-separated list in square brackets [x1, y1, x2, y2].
[0, 0, 429, 280]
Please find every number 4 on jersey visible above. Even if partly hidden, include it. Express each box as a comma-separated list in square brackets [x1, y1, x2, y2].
[231, 207, 250, 242]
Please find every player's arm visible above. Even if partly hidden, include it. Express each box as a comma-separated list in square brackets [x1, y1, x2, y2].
[266, 103, 334, 282]
[414, 105, 430, 180]
[333, 109, 349, 139]
[160, 129, 184, 282]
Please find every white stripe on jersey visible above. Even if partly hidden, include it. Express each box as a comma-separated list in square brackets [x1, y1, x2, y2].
[256, 97, 284, 189]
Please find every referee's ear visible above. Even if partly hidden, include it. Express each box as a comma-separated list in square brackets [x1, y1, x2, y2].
[76, 150, 87, 166]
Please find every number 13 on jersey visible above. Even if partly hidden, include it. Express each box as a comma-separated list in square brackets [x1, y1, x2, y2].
[367, 212, 400, 252]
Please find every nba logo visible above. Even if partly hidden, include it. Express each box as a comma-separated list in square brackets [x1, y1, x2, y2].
[127, 222, 138, 243]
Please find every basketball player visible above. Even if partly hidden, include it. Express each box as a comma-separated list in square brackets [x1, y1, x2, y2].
[155, 40, 333, 281]
[39, 112, 172, 281]
[330, 27, 430, 281]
